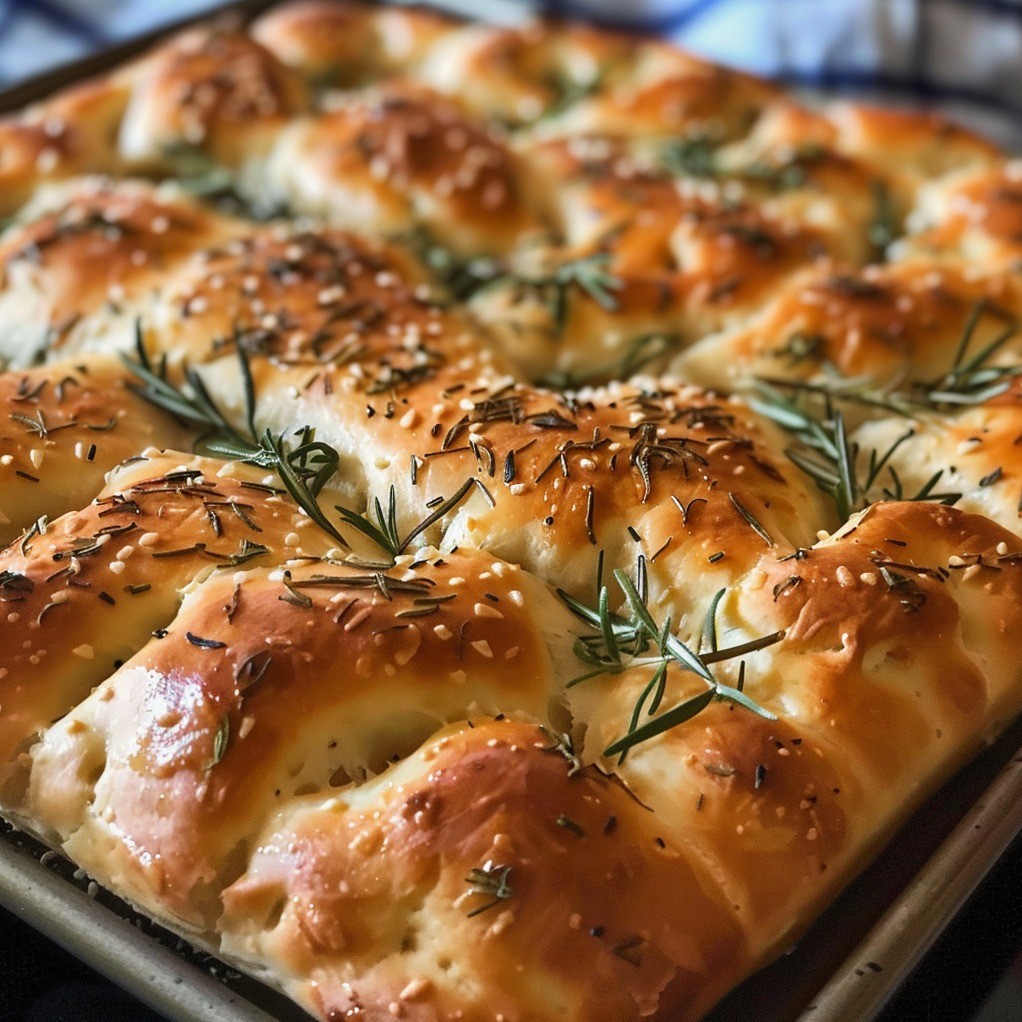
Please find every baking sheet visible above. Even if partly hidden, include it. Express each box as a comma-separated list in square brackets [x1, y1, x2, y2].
[1, 2, 1022, 1020]
[711, 714, 1022, 1022]
[0, 821, 300, 1022]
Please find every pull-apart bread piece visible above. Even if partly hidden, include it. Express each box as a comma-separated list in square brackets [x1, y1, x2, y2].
[117, 26, 311, 175]
[674, 260, 1022, 397]
[260, 84, 547, 257]
[251, 1, 455, 89]
[219, 718, 751, 1022]
[0, 74, 134, 216]
[26, 549, 579, 933]
[895, 160, 1022, 268]
[135, 220, 826, 620]
[568, 501, 1022, 1019]
[463, 205, 836, 385]
[0, 355, 192, 540]
[0, 177, 244, 365]
[3, 3, 1022, 1022]
[0, 450, 338, 806]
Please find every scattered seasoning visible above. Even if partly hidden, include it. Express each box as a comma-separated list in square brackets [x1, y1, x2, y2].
[279, 580, 314, 608]
[649, 536, 672, 562]
[0, 570, 34, 599]
[464, 863, 513, 918]
[877, 565, 928, 613]
[556, 814, 586, 837]
[539, 727, 583, 777]
[186, 631, 227, 650]
[612, 936, 644, 967]
[236, 651, 273, 690]
[772, 575, 802, 601]
[560, 568, 781, 759]
[728, 492, 773, 546]
[209, 716, 230, 769]
[584, 486, 597, 545]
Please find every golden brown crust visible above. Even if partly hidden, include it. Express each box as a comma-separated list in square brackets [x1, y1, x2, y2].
[0, 355, 193, 540]
[0, 4, 1019, 1022]
[824, 103, 1004, 187]
[674, 261, 1022, 394]
[397, 379, 825, 616]
[898, 161, 1022, 267]
[852, 377, 1022, 538]
[220, 719, 752, 1022]
[262, 85, 547, 255]
[420, 20, 640, 127]
[118, 27, 311, 170]
[0, 178, 243, 365]
[546, 59, 782, 142]
[144, 223, 488, 374]
[26, 551, 577, 930]
[252, 1, 454, 87]
[0, 451, 338, 802]
[573, 502, 1022, 966]
[0, 77, 131, 215]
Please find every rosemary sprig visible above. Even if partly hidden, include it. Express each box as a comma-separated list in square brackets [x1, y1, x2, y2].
[547, 253, 623, 327]
[529, 72, 603, 124]
[164, 143, 237, 199]
[867, 180, 898, 260]
[750, 301, 1020, 511]
[659, 135, 718, 179]
[751, 384, 961, 519]
[468, 253, 624, 333]
[396, 225, 493, 302]
[559, 568, 782, 761]
[541, 332, 674, 389]
[754, 373, 918, 419]
[335, 477, 486, 559]
[917, 300, 1021, 405]
[258, 429, 349, 548]
[760, 300, 1022, 413]
[122, 326, 353, 545]
[163, 143, 288, 220]
[122, 328, 499, 557]
[121, 322, 264, 461]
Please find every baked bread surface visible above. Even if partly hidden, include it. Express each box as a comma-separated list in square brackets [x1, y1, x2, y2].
[2, 3, 1021, 1021]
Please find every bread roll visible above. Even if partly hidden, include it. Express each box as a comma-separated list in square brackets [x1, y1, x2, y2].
[0, 355, 193, 539]
[0, 177, 243, 365]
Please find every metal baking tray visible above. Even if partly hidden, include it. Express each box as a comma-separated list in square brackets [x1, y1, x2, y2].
[2, 2, 1022, 1020]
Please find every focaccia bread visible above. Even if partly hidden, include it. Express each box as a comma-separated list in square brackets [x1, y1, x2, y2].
[2, 3, 1021, 1021]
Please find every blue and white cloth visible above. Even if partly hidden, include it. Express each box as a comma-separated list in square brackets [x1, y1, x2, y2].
[0, 0, 1020, 146]
[550, 0, 1022, 148]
